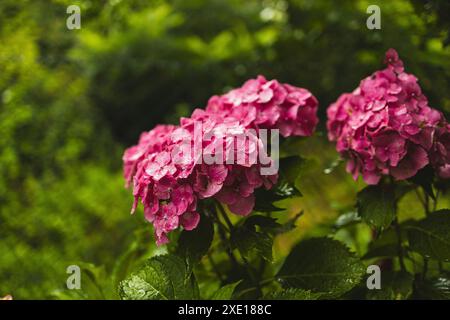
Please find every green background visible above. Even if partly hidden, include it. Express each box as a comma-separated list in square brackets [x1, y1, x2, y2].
[0, 0, 449, 299]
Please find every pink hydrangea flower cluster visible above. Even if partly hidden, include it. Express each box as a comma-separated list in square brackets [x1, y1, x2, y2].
[206, 75, 319, 137]
[327, 49, 449, 184]
[123, 76, 318, 245]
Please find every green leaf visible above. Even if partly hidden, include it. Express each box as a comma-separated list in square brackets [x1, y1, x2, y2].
[253, 180, 302, 212]
[253, 186, 284, 212]
[112, 229, 156, 289]
[253, 199, 284, 212]
[230, 214, 300, 261]
[243, 215, 281, 230]
[253, 155, 305, 213]
[366, 271, 413, 300]
[333, 211, 361, 230]
[409, 165, 435, 200]
[274, 180, 302, 198]
[231, 215, 277, 261]
[263, 288, 322, 300]
[357, 184, 397, 229]
[177, 214, 214, 267]
[405, 210, 450, 261]
[244, 212, 302, 235]
[277, 237, 365, 297]
[273, 211, 303, 235]
[413, 277, 450, 299]
[231, 225, 273, 262]
[77, 262, 112, 299]
[210, 281, 241, 300]
[362, 228, 398, 260]
[118, 254, 198, 300]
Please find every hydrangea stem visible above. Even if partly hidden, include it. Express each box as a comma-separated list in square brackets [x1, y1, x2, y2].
[422, 257, 429, 280]
[214, 213, 239, 269]
[215, 201, 261, 291]
[388, 178, 406, 272]
[393, 218, 406, 272]
[207, 253, 224, 282]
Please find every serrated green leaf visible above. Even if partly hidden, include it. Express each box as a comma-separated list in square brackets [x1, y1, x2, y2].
[239, 213, 302, 237]
[357, 184, 397, 229]
[177, 214, 214, 267]
[243, 215, 281, 230]
[405, 210, 450, 261]
[277, 237, 365, 297]
[231, 226, 273, 262]
[118, 255, 198, 300]
[366, 271, 413, 300]
[253, 186, 284, 212]
[253, 180, 301, 213]
[231, 215, 275, 261]
[253, 199, 284, 212]
[210, 281, 241, 300]
[263, 288, 322, 300]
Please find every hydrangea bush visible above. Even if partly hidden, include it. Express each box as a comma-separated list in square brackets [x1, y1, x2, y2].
[123, 76, 318, 245]
[118, 51, 450, 301]
[327, 49, 449, 184]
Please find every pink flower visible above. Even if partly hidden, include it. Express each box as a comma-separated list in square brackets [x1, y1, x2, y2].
[327, 49, 448, 184]
[206, 75, 319, 138]
[430, 123, 450, 179]
[215, 165, 277, 216]
[192, 164, 228, 198]
[123, 125, 176, 187]
[384, 48, 404, 73]
[125, 117, 276, 243]
[124, 76, 317, 245]
[180, 211, 200, 231]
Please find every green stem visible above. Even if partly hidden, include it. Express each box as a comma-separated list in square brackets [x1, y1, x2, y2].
[212, 205, 239, 269]
[422, 257, 429, 280]
[216, 202, 233, 231]
[424, 192, 430, 215]
[393, 218, 406, 272]
[389, 178, 406, 272]
[433, 190, 440, 212]
[216, 201, 260, 290]
[208, 253, 223, 282]
[414, 187, 426, 208]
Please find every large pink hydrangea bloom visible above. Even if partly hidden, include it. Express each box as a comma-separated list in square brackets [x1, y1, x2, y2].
[327, 49, 449, 184]
[123, 76, 318, 245]
[206, 75, 319, 137]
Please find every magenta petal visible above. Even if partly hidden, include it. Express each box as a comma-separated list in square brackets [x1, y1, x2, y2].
[228, 194, 255, 216]
[215, 187, 238, 205]
[200, 182, 223, 198]
[362, 170, 381, 185]
[437, 164, 450, 179]
[391, 145, 429, 180]
[180, 211, 200, 231]
[155, 233, 169, 246]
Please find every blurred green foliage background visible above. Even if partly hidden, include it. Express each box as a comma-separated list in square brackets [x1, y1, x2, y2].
[0, 0, 449, 299]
